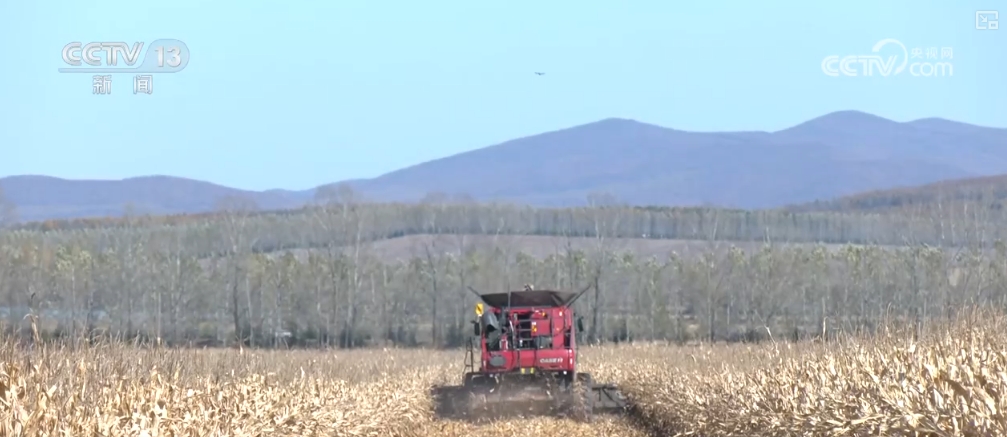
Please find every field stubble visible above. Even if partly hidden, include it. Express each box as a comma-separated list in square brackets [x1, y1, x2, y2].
[2, 310, 1007, 436]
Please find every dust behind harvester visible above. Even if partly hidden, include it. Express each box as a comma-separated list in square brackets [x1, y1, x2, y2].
[431, 284, 628, 422]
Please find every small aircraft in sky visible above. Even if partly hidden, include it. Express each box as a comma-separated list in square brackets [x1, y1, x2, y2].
[534, 72, 545, 76]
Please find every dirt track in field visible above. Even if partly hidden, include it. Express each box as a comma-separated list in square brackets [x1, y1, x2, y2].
[427, 382, 657, 437]
[431, 416, 650, 437]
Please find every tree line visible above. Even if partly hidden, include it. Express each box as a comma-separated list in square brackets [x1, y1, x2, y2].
[3, 187, 1005, 259]
[1, 214, 1004, 348]
[2, 187, 1006, 348]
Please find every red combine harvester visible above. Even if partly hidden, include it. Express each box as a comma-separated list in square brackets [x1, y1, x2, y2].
[432, 284, 627, 422]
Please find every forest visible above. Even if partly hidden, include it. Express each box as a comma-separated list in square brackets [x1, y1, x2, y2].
[1, 186, 1005, 348]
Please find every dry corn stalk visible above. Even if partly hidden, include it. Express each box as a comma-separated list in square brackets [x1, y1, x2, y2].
[2, 309, 1006, 436]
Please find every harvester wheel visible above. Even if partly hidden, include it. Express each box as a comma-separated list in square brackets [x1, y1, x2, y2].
[460, 373, 498, 420]
[463, 373, 496, 393]
[462, 372, 482, 388]
[571, 372, 595, 423]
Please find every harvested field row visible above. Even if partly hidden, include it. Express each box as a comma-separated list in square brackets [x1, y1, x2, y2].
[2, 311, 1005, 436]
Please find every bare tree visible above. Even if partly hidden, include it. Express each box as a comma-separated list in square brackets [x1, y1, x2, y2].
[584, 191, 622, 342]
[321, 184, 368, 347]
[415, 192, 452, 347]
[0, 186, 17, 227]
[215, 194, 260, 346]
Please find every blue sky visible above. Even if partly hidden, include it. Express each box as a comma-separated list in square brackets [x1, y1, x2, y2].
[1, 1, 1003, 191]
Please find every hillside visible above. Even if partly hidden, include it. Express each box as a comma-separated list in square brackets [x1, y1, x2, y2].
[790, 174, 1007, 213]
[0, 175, 312, 221]
[3, 110, 1007, 221]
[346, 112, 1007, 209]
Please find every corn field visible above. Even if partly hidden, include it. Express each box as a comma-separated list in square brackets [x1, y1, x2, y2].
[2, 308, 1005, 436]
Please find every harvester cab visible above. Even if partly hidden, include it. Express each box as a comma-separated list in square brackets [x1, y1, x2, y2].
[437, 283, 627, 421]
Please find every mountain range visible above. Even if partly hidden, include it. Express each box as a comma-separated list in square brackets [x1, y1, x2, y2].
[3, 110, 1007, 222]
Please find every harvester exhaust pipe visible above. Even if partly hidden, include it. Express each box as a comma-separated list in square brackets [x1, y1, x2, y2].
[566, 282, 593, 307]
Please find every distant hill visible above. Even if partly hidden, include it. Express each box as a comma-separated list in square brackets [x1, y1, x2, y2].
[342, 111, 1007, 209]
[3, 110, 1007, 222]
[0, 175, 313, 221]
[789, 174, 1007, 214]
